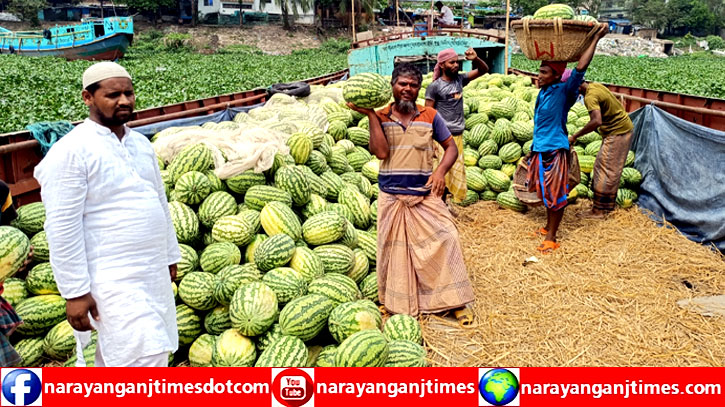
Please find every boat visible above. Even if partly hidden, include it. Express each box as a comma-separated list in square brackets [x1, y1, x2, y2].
[0, 16, 133, 60]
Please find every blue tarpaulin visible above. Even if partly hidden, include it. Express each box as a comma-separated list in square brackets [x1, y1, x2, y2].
[629, 105, 725, 251]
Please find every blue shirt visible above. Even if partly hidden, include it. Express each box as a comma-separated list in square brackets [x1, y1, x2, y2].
[532, 68, 586, 152]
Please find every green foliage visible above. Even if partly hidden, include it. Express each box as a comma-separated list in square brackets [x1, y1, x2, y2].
[0, 40, 348, 134]
[511, 0, 549, 16]
[8, 0, 47, 26]
[511, 53, 725, 99]
[161, 33, 193, 51]
[666, 0, 718, 34]
[124, 0, 177, 13]
[706, 35, 725, 50]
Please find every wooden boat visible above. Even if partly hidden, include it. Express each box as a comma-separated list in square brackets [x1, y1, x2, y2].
[0, 16, 133, 60]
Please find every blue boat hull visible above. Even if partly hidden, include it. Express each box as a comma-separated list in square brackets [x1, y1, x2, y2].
[0, 32, 132, 60]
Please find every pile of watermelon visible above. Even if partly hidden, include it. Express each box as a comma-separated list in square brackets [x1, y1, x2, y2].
[524, 4, 599, 23]
[418, 72, 642, 211]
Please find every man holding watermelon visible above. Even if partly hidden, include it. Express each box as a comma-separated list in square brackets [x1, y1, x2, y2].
[527, 24, 608, 253]
[34, 62, 180, 366]
[425, 47, 489, 210]
[347, 63, 476, 327]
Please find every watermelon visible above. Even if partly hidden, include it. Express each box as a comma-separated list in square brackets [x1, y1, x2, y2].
[229, 281, 279, 336]
[321, 170, 346, 201]
[328, 120, 348, 141]
[302, 211, 347, 246]
[454, 190, 479, 207]
[616, 188, 638, 209]
[315, 345, 338, 367]
[262, 267, 308, 303]
[534, 4, 575, 20]
[213, 263, 261, 305]
[289, 247, 325, 283]
[328, 300, 382, 344]
[485, 169, 511, 192]
[359, 272, 378, 302]
[621, 167, 642, 187]
[356, 230, 377, 264]
[10, 201, 45, 235]
[338, 186, 371, 229]
[480, 190, 499, 201]
[211, 214, 256, 247]
[189, 334, 216, 367]
[204, 169, 226, 193]
[313, 244, 355, 274]
[477, 139, 499, 156]
[15, 294, 66, 336]
[226, 170, 267, 195]
[334, 329, 389, 367]
[343, 72, 393, 109]
[177, 304, 203, 346]
[466, 169, 488, 192]
[498, 142, 522, 163]
[168, 201, 200, 245]
[179, 271, 218, 311]
[254, 233, 296, 272]
[44, 319, 76, 360]
[256, 323, 284, 353]
[348, 248, 370, 284]
[204, 305, 232, 335]
[25, 262, 59, 295]
[384, 340, 427, 367]
[175, 171, 211, 205]
[305, 151, 329, 175]
[275, 165, 311, 207]
[200, 242, 241, 274]
[478, 154, 503, 170]
[497, 190, 527, 212]
[14, 337, 45, 367]
[244, 185, 293, 212]
[176, 243, 198, 282]
[211, 329, 256, 367]
[308, 273, 362, 305]
[2, 277, 27, 307]
[579, 155, 596, 173]
[254, 335, 308, 367]
[585, 140, 603, 156]
[29, 231, 49, 262]
[383, 313, 423, 344]
[279, 294, 337, 341]
[625, 151, 635, 167]
[260, 201, 302, 242]
[0, 226, 31, 281]
[198, 191, 237, 229]
[287, 133, 314, 165]
[167, 143, 213, 183]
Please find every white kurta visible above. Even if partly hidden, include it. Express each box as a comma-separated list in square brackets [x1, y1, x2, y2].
[34, 119, 181, 366]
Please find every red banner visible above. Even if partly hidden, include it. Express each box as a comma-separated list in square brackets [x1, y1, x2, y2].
[0, 367, 722, 407]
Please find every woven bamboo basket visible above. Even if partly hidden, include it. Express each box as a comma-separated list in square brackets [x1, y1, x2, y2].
[511, 19, 606, 62]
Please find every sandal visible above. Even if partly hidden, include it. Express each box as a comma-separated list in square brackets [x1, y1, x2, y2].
[529, 227, 548, 237]
[453, 308, 474, 328]
[378, 305, 390, 316]
[536, 240, 560, 254]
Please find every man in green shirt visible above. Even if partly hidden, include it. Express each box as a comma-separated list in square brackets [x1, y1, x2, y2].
[570, 82, 634, 218]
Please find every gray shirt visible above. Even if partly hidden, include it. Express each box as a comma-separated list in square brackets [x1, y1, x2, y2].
[425, 74, 470, 135]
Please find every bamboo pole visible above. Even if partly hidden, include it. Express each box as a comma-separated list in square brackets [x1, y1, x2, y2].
[396, 0, 400, 27]
[504, 0, 510, 69]
[428, 0, 435, 32]
[461, 0, 464, 30]
[352, 0, 356, 42]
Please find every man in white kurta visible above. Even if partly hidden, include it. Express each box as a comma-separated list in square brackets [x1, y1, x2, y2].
[34, 62, 180, 367]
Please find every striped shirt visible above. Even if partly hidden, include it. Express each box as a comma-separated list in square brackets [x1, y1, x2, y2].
[375, 104, 451, 195]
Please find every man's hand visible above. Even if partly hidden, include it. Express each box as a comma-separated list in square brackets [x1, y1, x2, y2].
[464, 47, 477, 61]
[169, 264, 177, 282]
[568, 135, 577, 145]
[66, 293, 100, 331]
[425, 171, 447, 198]
[596, 24, 609, 39]
[346, 102, 375, 117]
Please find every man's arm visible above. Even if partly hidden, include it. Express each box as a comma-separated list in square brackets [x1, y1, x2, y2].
[348, 103, 390, 160]
[425, 99, 436, 108]
[426, 113, 456, 197]
[35, 150, 98, 331]
[571, 109, 602, 144]
[576, 24, 608, 72]
[465, 48, 489, 81]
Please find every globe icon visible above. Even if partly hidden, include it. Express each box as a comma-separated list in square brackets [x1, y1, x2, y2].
[479, 368, 519, 406]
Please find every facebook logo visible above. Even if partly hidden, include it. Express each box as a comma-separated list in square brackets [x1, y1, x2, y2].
[1, 369, 42, 406]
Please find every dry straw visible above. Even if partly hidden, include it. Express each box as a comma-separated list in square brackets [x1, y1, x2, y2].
[421, 201, 725, 367]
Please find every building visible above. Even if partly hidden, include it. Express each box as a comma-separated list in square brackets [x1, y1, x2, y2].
[191, 0, 314, 25]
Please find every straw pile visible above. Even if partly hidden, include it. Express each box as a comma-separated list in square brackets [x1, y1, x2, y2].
[421, 200, 725, 367]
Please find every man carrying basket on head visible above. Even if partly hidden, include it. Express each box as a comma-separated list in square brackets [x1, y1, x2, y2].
[526, 24, 608, 254]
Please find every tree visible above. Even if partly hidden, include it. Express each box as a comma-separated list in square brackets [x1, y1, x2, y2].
[8, 0, 47, 26]
[566, 0, 602, 17]
[511, 0, 548, 16]
[666, 0, 717, 35]
[125, 0, 177, 25]
[630, 0, 669, 30]
[274, 0, 313, 30]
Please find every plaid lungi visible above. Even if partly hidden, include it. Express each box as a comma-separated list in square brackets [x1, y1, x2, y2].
[526, 149, 570, 211]
[591, 131, 634, 211]
[434, 134, 467, 201]
[0, 295, 23, 367]
[376, 190, 475, 316]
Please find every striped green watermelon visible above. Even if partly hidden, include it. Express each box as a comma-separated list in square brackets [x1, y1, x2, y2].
[501, 163, 516, 178]
[313, 244, 355, 274]
[254, 334, 308, 367]
[14, 337, 45, 367]
[15, 294, 66, 336]
[262, 267, 308, 304]
[616, 188, 638, 209]
[384, 340, 427, 367]
[211, 329, 256, 367]
[179, 271, 218, 311]
[301, 194, 329, 220]
[361, 160, 379, 184]
[10, 202, 45, 236]
[177, 243, 198, 281]
[198, 191, 237, 229]
[454, 190, 480, 207]
[321, 170, 345, 201]
[327, 111, 354, 127]
[244, 185, 293, 211]
[267, 153, 296, 179]
[328, 120, 348, 142]
[175, 171, 212, 205]
[480, 189, 499, 201]
[579, 155, 596, 173]
[348, 127, 370, 146]
[226, 170, 267, 195]
[289, 247, 324, 283]
[485, 169, 511, 192]
[359, 272, 378, 302]
[256, 323, 283, 352]
[302, 211, 347, 246]
[287, 133, 314, 165]
[211, 214, 256, 247]
[0, 226, 31, 281]
[466, 169, 488, 192]
[497, 190, 527, 212]
[337, 219, 359, 249]
[200, 242, 241, 274]
[346, 151, 370, 172]
[260, 201, 302, 242]
[498, 142, 522, 163]
[625, 151, 635, 167]
[29, 231, 49, 262]
[477, 139, 499, 156]
[621, 167, 642, 187]
[308, 273, 361, 305]
[2, 277, 27, 307]
[348, 248, 370, 284]
[167, 143, 213, 183]
[478, 154, 503, 170]
[44, 319, 76, 360]
[315, 345, 338, 367]
[168, 201, 200, 245]
[383, 314, 422, 344]
[204, 305, 232, 335]
[511, 121, 534, 143]
[189, 334, 216, 367]
[279, 293, 337, 341]
[245, 234, 268, 264]
[25, 262, 59, 295]
[358, 116, 370, 130]
[492, 118, 514, 145]
[213, 263, 261, 305]
[464, 148, 480, 167]
[338, 186, 371, 229]
[356, 230, 377, 264]
[305, 150, 329, 176]
[229, 281, 279, 337]
[328, 300, 382, 344]
[343, 72, 392, 109]
[534, 4, 575, 19]
[334, 329, 389, 367]
[254, 233, 296, 272]
[585, 140, 603, 156]
[204, 169, 226, 193]
[522, 139, 533, 155]
[328, 150, 350, 175]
